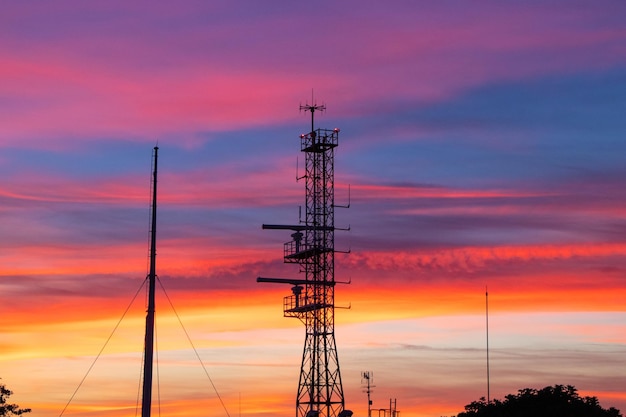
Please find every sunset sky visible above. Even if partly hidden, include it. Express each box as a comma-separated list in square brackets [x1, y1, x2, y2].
[1, 2, 626, 417]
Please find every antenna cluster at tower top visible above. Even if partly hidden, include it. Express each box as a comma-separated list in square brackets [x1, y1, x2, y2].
[300, 100, 326, 133]
[300, 102, 326, 113]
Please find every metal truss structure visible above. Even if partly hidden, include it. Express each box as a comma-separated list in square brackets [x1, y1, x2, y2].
[258, 104, 351, 417]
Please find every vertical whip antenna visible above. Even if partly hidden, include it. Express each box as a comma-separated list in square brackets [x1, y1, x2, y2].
[486, 286, 490, 405]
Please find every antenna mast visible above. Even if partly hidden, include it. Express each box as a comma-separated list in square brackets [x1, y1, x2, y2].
[486, 286, 490, 405]
[141, 146, 159, 417]
[300, 102, 325, 136]
[258, 102, 351, 417]
[361, 371, 374, 417]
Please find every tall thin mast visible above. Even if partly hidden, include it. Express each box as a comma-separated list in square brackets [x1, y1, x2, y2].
[361, 371, 374, 417]
[142, 146, 159, 417]
[486, 286, 490, 404]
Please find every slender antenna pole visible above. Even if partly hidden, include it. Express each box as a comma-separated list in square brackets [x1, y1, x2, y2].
[486, 286, 490, 404]
[367, 378, 371, 417]
[142, 146, 159, 417]
[362, 371, 373, 417]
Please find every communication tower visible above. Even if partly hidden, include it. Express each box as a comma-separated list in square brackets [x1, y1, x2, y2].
[258, 103, 351, 417]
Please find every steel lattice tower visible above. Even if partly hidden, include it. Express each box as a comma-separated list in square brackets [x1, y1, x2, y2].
[258, 103, 351, 417]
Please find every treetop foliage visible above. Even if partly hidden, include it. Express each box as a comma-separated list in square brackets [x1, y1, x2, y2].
[457, 384, 621, 417]
[0, 383, 31, 417]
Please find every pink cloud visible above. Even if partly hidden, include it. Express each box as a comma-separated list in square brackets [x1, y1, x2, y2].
[0, 55, 316, 145]
[2, 2, 623, 146]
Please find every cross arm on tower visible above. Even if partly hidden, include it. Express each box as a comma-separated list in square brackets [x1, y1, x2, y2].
[257, 277, 336, 287]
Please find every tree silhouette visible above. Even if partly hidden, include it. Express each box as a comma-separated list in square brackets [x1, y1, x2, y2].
[457, 385, 621, 417]
[0, 382, 31, 416]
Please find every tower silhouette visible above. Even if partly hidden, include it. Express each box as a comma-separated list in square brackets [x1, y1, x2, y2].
[258, 103, 351, 417]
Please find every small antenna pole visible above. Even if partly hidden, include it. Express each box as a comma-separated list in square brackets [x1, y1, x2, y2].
[486, 286, 490, 404]
[361, 371, 374, 417]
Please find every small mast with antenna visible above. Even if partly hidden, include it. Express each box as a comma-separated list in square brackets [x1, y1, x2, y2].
[296, 91, 324, 183]
[141, 146, 159, 417]
[300, 102, 326, 133]
[361, 371, 375, 417]
[300, 89, 325, 133]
